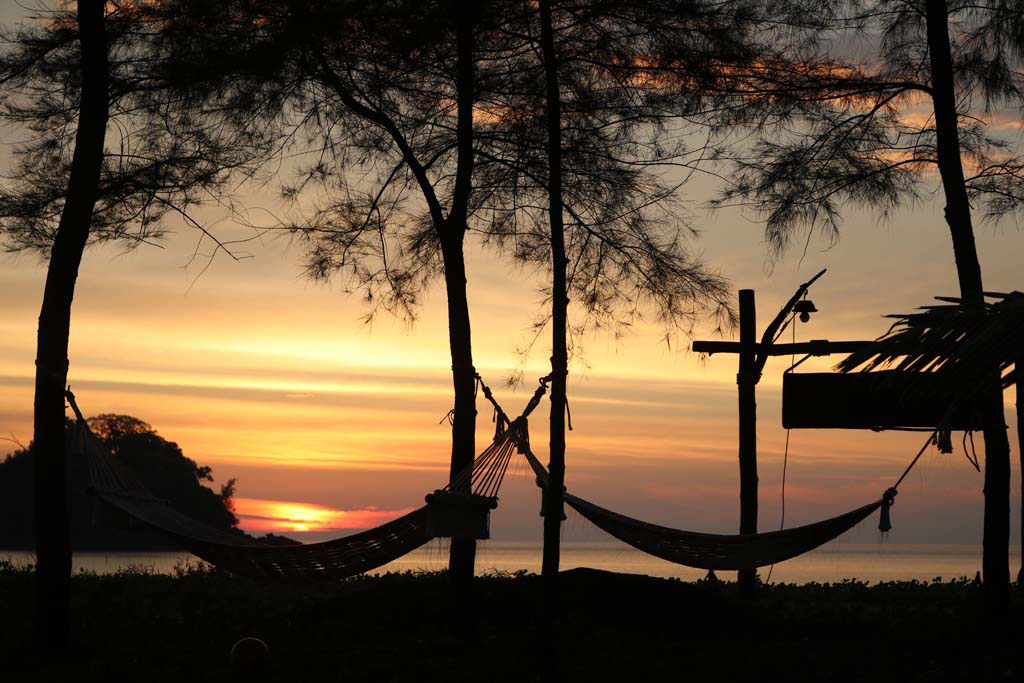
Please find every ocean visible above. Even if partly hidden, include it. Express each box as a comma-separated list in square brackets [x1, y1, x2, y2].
[3, 541, 1021, 584]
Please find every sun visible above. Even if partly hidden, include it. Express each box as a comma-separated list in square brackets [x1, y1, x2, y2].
[232, 497, 418, 535]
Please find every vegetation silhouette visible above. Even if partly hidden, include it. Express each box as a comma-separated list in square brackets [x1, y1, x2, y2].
[155, 0, 501, 599]
[3, 564, 1018, 682]
[0, 414, 279, 550]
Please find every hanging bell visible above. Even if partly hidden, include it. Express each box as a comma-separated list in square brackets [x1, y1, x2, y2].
[794, 298, 818, 323]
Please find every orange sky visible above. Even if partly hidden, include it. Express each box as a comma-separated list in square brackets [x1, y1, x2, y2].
[0, 5, 1021, 545]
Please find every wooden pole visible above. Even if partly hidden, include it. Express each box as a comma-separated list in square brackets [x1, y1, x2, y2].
[694, 275, 828, 598]
[737, 289, 758, 598]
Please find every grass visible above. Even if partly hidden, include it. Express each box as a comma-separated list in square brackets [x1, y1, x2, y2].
[1, 560, 1021, 682]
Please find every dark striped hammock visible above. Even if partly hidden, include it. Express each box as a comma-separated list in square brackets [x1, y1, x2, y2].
[520, 447, 896, 571]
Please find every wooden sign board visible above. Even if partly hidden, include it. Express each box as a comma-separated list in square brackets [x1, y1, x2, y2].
[782, 371, 983, 430]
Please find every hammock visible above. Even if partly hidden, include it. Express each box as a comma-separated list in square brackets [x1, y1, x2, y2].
[67, 389, 520, 583]
[523, 447, 886, 570]
[508, 386, 929, 572]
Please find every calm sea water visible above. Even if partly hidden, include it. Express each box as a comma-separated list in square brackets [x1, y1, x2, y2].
[3, 541, 1021, 584]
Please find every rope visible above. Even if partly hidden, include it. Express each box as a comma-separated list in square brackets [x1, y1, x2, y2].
[962, 431, 980, 471]
[521, 374, 553, 419]
[66, 387, 85, 421]
[767, 315, 796, 583]
[892, 431, 937, 491]
[875, 429, 939, 532]
[474, 372, 511, 434]
[433, 372, 555, 501]
[781, 315, 796, 530]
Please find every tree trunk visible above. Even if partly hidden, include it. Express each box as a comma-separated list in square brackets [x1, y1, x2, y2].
[33, 0, 109, 653]
[443, 0, 478, 615]
[440, 232, 477, 596]
[925, 0, 1010, 620]
[539, 0, 567, 617]
[538, 7, 566, 679]
[737, 289, 758, 599]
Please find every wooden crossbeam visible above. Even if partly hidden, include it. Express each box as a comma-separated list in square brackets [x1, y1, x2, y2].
[691, 339, 870, 357]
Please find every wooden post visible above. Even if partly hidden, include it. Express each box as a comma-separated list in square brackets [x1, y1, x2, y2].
[737, 289, 758, 598]
[693, 274, 829, 598]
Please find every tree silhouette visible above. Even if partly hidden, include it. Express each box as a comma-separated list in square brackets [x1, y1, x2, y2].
[279, 0, 746, 606]
[150, 0, 494, 602]
[0, 1, 261, 649]
[472, 1, 750, 344]
[0, 415, 242, 549]
[86, 414, 153, 454]
[537, 0, 568, 599]
[11, 0, 110, 652]
[713, 0, 1022, 619]
[475, 3, 808, 612]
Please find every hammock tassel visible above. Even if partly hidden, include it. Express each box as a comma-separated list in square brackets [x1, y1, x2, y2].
[879, 488, 897, 533]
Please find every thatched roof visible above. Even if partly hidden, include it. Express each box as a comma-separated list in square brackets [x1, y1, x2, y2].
[836, 292, 1024, 397]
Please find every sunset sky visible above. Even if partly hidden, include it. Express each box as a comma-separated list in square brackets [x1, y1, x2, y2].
[0, 5, 1021, 549]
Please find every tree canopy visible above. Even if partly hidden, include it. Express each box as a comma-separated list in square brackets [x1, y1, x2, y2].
[713, 0, 1024, 259]
[0, 1, 261, 260]
[153, 0, 745, 340]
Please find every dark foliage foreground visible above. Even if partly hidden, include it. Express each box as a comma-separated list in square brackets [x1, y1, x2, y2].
[1, 561, 1020, 682]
